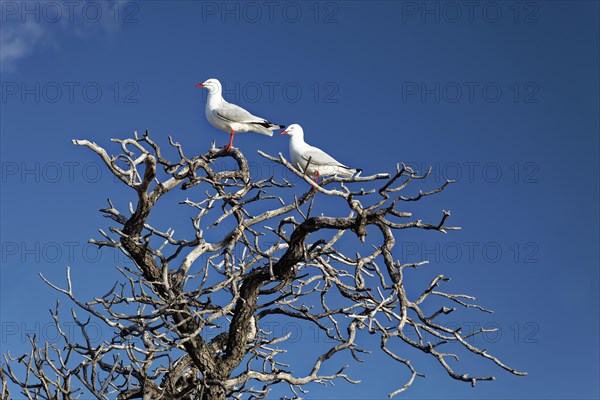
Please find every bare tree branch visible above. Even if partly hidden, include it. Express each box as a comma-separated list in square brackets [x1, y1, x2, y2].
[2, 132, 526, 399]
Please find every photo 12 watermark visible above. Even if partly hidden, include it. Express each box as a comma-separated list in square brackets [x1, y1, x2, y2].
[401, 81, 540, 104]
[199, 1, 340, 24]
[1, 81, 140, 104]
[1, 241, 133, 265]
[403, 161, 540, 184]
[200, 319, 540, 345]
[1, 161, 106, 184]
[399, 240, 541, 265]
[0, 1, 140, 24]
[1, 320, 103, 344]
[402, 320, 540, 344]
[198, 81, 341, 104]
[398, 1, 540, 24]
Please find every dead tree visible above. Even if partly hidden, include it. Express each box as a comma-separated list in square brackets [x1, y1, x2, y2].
[1, 131, 526, 399]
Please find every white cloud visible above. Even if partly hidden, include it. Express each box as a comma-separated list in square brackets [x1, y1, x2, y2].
[1, 21, 45, 72]
[0, 0, 128, 73]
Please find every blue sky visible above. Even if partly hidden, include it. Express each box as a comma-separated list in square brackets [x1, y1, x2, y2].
[1, 1, 599, 399]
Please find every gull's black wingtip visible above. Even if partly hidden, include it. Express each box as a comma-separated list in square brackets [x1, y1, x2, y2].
[278, 124, 286, 129]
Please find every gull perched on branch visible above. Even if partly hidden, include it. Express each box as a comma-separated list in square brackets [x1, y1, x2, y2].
[281, 124, 362, 182]
[196, 78, 285, 151]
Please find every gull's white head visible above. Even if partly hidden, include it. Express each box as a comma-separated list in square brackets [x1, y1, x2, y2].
[196, 78, 222, 95]
[280, 124, 304, 138]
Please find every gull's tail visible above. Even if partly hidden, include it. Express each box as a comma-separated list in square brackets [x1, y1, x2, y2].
[338, 166, 362, 178]
[252, 121, 285, 136]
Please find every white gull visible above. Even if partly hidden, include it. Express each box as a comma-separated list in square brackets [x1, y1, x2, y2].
[281, 124, 361, 182]
[197, 78, 284, 151]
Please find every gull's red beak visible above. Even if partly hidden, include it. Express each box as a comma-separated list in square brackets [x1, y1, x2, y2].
[280, 130, 288, 135]
[196, 83, 204, 88]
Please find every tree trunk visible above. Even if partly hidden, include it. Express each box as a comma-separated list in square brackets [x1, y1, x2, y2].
[202, 384, 226, 400]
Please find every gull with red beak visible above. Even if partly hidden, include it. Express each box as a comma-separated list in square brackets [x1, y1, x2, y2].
[196, 78, 284, 151]
[281, 124, 362, 183]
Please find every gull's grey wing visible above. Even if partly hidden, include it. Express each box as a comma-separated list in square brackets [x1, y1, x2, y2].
[213, 102, 265, 124]
[301, 146, 349, 168]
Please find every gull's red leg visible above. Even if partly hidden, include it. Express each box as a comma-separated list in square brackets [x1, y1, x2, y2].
[309, 171, 320, 196]
[224, 130, 235, 152]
